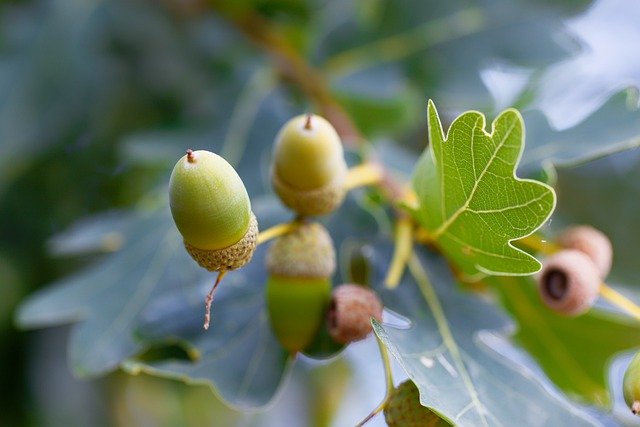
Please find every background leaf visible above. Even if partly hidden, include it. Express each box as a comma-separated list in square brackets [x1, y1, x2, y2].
[370, 246, 600, 426]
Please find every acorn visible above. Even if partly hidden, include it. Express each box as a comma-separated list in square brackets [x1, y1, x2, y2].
[169, 149, 258, 272]
[623, 351, 640, 415]
[536, 249, 600, 316]
[557, 225, 613, 278]
[384, 380, 450, 427]
[327, 284, 383, 344]
[266, 221, 335, 353]
[271, 114, 348, 216]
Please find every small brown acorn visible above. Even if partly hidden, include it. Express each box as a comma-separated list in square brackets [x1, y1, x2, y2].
[537, 249, 601, 316]
[327, 284, 383, 343]
[557, 225, 613, 278]
[384, 380, 450, 427]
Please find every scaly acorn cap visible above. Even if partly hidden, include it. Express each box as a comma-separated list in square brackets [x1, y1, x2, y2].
[169, 149, 258, 272]
[384, 380, 450, 427]
[537, 249, 600, 316]
[327, 284, 383, 343]
[624, 352, 640, 415]
[557, 225, 613, 278]
[184, 213, 258, 272]
[271, 114, 348, 216]
[266, 221, 336, 278]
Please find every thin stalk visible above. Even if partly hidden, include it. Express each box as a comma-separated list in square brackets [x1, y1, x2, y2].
[384, 217, 414, 289]
[599, 284, 640, 321]
[344, 163, 385, 191]
[257, 222, 299, 245]
[356, 333, 395, 426]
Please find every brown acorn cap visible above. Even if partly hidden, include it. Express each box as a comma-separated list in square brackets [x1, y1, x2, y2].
[266, 221, 336, 278]
[557, 225, 613, 278]
[384, 380, 450, 427]
[271, 165, 347, 217]
[537, 249, 600, 316]
[327, 284, 383, 343]
[184, 212, 258, 272]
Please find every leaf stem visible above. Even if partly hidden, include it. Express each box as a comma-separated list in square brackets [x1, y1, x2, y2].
[599, 284, 640, 321]
[256, 222, 299, 245]
[385, 217, 414, 288]
[344, 163, 385, 191]
[356, 333, 395, 426]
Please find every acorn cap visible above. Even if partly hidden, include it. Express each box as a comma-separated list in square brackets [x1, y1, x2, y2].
[266, 221, 336, 278]
[272, 167, 347, 217]
[327, 284, 383, 343]
[557, 225, 613, 278]
[185, 212, 258, 272]
[384, 380, 450, 427]
[537, 249, 600, 316]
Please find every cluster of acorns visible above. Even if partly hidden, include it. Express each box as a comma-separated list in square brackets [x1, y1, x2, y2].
[536, 225, 612, 316]
[168, 113, 383, 352]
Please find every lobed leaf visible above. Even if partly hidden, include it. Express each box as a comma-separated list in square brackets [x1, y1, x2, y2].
[412, 100, 556, 276]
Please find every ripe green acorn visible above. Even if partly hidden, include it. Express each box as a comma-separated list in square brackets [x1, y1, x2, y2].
[266, 221, 335, 353]
[557, 225, 613, 278]
[384, 380, 450, 427]
[624, 352, 640, 415]
[271, 114, 348, 216]
[169, 149, 258, 272]
[536, 249, 600, 316]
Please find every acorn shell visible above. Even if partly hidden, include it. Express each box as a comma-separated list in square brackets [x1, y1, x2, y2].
[271, 114, 348, 216]
[557, 225, 613, 278]
[536, 249, 600, 316]
[169, 150, 251, 250]
[184, 212, 258, 272]
[384, 380, 450, 427]
[327, 284, 383, 343]
[624, 352, 640, 415]
[266, 275, 332, 353]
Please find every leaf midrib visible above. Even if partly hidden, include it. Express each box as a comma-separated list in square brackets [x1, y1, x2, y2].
[408, 254, 490, 427]
[432, 118, 517, 240]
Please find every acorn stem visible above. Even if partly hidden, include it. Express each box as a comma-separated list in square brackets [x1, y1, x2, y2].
[256, 221, 300, 245]
[304, 113, 313, 130]
[599, 283, 640, 321]
[186, 149, 196, 163]
[385, 217, 414, 289]
[356, 334, 395, 426]
[203, 270, 227, 330]
[344, 162, 385, 191]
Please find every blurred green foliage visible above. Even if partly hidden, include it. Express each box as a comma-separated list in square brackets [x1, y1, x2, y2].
[3, 0, 640, 425]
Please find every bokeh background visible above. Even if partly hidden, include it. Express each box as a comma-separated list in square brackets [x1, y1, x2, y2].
[2, 0, 640, 426]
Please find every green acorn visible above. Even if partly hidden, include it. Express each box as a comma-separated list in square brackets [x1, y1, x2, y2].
[266, 221, 335, 353]
[384, 380, 450, 427]
[271, 114, 348, 216]
[624, 352, 640, 415]
[169, 149, 258, 272]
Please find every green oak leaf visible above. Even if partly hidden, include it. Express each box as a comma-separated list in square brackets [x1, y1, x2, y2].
[412, 100, 556, 276]
[360, 244, 599, 427]
[489, 274, 640, 407]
